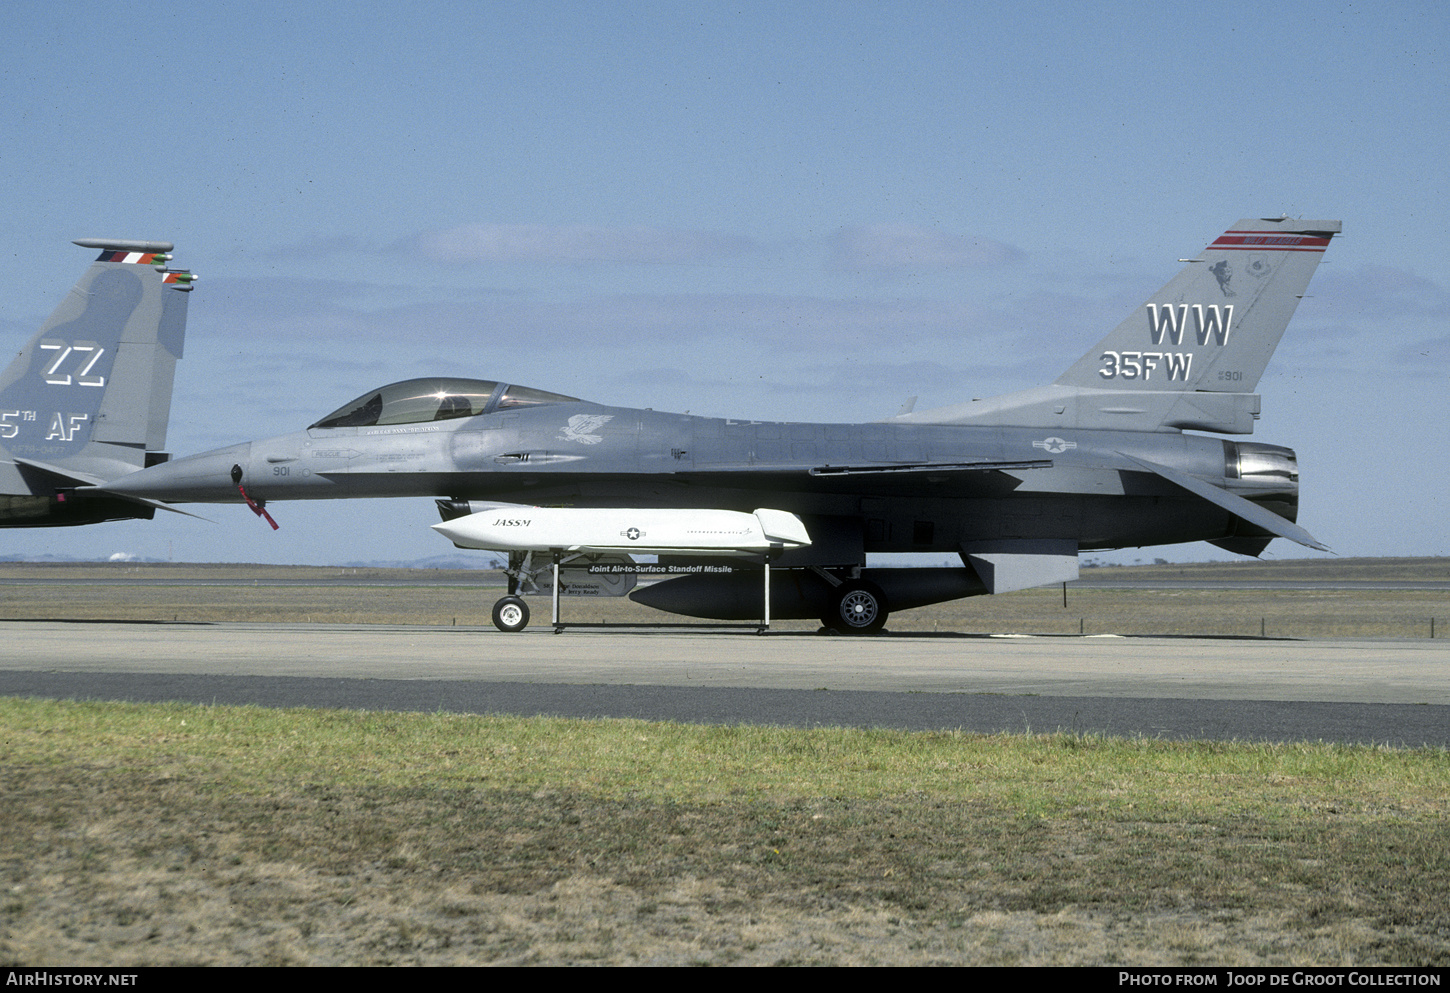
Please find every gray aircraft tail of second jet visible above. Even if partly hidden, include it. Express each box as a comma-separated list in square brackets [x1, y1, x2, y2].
[0, 239, 196, 527]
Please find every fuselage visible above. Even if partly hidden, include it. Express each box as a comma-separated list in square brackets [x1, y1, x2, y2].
[99, 387, 1300, 559]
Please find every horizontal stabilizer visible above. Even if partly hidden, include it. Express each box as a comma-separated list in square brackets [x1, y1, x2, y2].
[72, 238, 175, 254]
[12, 459, 210, 520]
[1119, 453, 1329, 552]
[11, 457, 109, 488]
[96, 491, 214, 521]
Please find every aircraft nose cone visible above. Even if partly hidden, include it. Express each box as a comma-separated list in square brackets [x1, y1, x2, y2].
[99, 442, 252, 502]
[430, 518, 480, 548]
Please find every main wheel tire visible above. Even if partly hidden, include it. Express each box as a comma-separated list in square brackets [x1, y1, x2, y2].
[822, 580, 888, 635]
[491, 596, 530, 632]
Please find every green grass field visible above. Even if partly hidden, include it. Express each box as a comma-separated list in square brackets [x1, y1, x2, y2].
[3, 557, 1446, 964]
[3, 697, 1447, 966]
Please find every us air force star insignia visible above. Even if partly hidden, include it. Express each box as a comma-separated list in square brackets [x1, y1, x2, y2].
[623, 527, 643, 540]
[1033, 437, 1076, 454]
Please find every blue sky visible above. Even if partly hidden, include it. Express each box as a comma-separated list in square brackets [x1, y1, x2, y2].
[2, 1, 1446, 565]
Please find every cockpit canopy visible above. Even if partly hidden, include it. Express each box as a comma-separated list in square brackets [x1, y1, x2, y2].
[310, 378, 580, 429]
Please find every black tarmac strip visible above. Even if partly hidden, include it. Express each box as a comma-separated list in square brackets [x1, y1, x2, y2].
[1, 670, 1446, 748]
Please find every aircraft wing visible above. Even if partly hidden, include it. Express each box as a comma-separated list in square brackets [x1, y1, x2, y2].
[673, 459, 1052, 477]
[807, 459, 1052, 477]
[668, 458, 1050, 499]
[1119, 453, 1329, 552]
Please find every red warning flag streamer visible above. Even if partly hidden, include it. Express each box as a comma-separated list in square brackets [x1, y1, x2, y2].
[238, 484, 279, 530]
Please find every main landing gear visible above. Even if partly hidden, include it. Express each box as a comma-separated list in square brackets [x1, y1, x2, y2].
[820, 579, 889, 635]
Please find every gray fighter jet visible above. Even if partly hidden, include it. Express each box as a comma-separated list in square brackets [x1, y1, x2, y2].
[95, 217, 1337, 632]
[2, 239, 195, 527]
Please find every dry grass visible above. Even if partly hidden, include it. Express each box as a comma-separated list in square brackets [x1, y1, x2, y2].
[2, 698, 1447, 966]
[923, 587, 1448, 639]
[0, 558, 1445, 636]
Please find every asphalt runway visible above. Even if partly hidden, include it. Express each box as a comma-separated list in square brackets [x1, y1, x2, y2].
[3, 620, 1447, 747]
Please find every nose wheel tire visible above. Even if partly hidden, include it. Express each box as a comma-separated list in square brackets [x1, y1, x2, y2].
[491, 596, 530, 632]
[822, 580, 888, 635]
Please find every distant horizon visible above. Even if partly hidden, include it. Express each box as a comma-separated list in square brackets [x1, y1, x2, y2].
[3, 553, 1446, 572]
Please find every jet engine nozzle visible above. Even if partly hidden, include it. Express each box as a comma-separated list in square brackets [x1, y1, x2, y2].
[1226, 441, 1300, 504]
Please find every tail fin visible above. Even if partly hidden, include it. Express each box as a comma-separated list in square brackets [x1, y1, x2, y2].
[900, 217, 1340, 433]
[0, 239, 194, 475]
[1055, 217, 1340, 395]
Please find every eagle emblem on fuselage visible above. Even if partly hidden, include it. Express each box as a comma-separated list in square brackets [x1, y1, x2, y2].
[558, 413, 613, 445]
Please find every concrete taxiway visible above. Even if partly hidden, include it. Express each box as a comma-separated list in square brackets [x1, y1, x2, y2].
[2, 621, 1447, 746]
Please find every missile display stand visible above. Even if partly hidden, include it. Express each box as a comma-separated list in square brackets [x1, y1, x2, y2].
[536, 548, 778, 635]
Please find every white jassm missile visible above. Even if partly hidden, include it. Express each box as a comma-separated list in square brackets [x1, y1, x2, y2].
[432, 506, 811, 555]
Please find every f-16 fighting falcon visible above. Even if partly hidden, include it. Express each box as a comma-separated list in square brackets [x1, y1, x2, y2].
[2, 239, 195, 527]
[94, 217, 1338, 632]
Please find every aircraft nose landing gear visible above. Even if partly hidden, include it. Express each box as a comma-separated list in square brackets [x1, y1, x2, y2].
[491, 595, 530, 632]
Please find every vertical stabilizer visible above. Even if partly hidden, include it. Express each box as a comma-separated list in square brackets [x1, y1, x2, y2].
[1054, 217, 1339, 394]
[0, 239, 195, 479]
[898, 217, 1339, 433]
